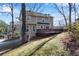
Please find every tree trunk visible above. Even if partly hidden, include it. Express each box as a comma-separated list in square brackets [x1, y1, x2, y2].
[68, 3, 72, 32]
[21, 3, 27, 43]
[11, 4, 14, 39]
[74, 4, 77, 23]
[63, 15, 67, 26]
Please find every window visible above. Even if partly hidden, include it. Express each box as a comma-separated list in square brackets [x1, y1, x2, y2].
[33, 26, 35, 31]
[41, 26, 43, 28]
[43, 20, 44, 22]
[42, 18, 44, 22]
[46, 26, 49, 29]
[26, 26, 29, 32]
[26, 29, 29, 32]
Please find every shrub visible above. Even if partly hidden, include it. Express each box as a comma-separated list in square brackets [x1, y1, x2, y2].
[14, 32, 20, 37]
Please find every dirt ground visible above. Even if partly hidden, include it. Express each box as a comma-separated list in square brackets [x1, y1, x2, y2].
[61, 32, 79, 56]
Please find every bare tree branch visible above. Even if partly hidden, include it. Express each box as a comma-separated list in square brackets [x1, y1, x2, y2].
[53, 3, 67, 26]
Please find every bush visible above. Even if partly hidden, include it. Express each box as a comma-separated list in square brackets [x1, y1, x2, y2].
[70, 22, 79, 45]
[14, 32, 20, 38]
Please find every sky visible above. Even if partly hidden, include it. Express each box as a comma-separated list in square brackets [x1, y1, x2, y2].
[0, 3, 79, 26]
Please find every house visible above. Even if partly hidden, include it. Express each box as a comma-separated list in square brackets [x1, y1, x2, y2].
[16, 11, 53, 41]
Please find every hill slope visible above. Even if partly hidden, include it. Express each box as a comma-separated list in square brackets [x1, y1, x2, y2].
[32, 32, 70, 56]
[2, 32, 76, 56]
[2, 36, 56, 56]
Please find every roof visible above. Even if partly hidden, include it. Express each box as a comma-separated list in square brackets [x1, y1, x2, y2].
[19, 10, 53, 21]
[26, 10, 53, 18]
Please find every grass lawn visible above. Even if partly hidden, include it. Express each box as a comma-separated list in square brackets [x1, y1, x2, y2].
[2, 35, 56, 56]
[32, 32, 70, 56]
[2, 32, 72, 56]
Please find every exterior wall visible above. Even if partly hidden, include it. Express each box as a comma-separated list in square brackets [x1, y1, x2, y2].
[18, 11, 53, 41]
[36, 17, 53, 29]
[26, 25, 36, 41]
[36, 24, 50, 29]
[15, 21, 22, 33]
[49, 17, 53, 29]
[26, 15, 37, 24]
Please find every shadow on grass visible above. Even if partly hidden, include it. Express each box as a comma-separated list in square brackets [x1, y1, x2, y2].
[3, 37, 20, 42]
[0, 33, 58, 56]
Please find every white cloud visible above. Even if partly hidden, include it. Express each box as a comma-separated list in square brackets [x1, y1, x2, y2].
[2, 5, 11, 13]
[62, 3, 68, 7]
[3, 5, 6, 7]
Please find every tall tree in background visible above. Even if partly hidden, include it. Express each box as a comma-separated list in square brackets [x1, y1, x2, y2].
[0, 20, 7, 33]
[74, 4, 77, 23]
[53, 3, 68, 26]
[26, 3, 44, 12]
[21, 3, 27, 43]
[0, 3, 15, 39]
[72, 3, 77, 23]
[74, 4, 79, 19]
[68, 3, 72, 32]
[9, 4, 14, 39]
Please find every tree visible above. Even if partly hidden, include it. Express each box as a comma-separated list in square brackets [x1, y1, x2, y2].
[68, 3, 72, 32]
[53, 3, 68, 26]
[73, 3, 77, 23]
[0, 3, 15, 39]
[21, 3, 27, 43]
[26, 3, 44, 12]
[19, 3, 44, 43]
[0, 19, 7, 33]
[74, 4, 79, 19]
[9, 4, 14, 39]
[0, 22, 4, 33]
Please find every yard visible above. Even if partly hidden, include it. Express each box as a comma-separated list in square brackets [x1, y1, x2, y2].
[2, 35, 56, 56]
[2, 32, 78, 56]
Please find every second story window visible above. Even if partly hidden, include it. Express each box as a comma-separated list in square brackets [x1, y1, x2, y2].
[27, 16, 31, 20]
[42, 18, 44, 22]
[43, 20, 44, 22]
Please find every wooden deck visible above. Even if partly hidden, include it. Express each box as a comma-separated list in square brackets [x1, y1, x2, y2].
[37, 29, 66, 34]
